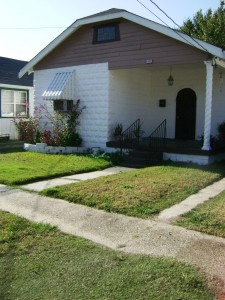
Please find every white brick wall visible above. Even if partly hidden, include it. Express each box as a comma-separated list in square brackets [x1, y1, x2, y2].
[34, 63, 109, 149]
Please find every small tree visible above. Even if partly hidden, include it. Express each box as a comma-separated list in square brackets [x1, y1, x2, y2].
[181, 1, 225, 49]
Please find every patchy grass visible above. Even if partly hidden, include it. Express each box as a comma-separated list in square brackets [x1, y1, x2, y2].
[175, 190, 225, 238]
[0, 152, 112, 185]
[0, 211, 215, 300]
[42, 162, 225, 218]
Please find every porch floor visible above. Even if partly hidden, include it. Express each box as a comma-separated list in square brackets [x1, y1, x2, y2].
[107, 138, 224, 156]
[157, 139, 207, 155]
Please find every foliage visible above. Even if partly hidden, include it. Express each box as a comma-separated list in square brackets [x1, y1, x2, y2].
[42, 162, 225, 218]
[217, 121, 225, 140]
[40, 100, 85, 146]
[112, 123, 123, 138]
[0, 211, 215, 300]
[133, 122, 144, 139]
[90, 151, 123, 165]
[41, 130, 52, 145]
[13, 106, 42, 143]
[181, 1, 225, 49]
[14, 100, 85, 147]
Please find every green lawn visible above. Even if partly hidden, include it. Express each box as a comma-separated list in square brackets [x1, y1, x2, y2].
[42, 162, 225, 218]
[0, 152, 112, 185]
[175, 190, 225, 238]
[0, 211, 215, 300]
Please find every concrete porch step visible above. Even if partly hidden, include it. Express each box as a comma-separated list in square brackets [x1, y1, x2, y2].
[120, 150, 163, 168]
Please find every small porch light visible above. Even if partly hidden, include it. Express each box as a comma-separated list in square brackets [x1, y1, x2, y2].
[168, 66, 174, 86]
[168, 75, 174, 86]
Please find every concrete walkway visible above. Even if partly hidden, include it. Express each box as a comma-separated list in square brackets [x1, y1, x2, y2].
[158, 178, 225, 222]
[21, 165, 225, 225]
[0, 184, 225, 295]
[21, 166, 134, 192]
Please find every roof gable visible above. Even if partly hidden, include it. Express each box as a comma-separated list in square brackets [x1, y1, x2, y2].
[34, 20, 208, 71]
[19, 8, 225, 78]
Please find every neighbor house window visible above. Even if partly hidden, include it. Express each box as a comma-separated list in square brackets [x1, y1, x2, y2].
[53, 100, 73, 112]
[93, 23, 120, 44]
[1, 89, 28, 117]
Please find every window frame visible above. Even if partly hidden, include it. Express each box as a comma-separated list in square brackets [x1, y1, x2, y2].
[93, 22, 120, 44]
[0, 88, 29, 118]
[53, 100, 73, 112]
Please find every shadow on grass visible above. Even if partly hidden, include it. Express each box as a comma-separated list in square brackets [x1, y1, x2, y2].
[159, 160, 225, 177]
[0, 140, 24, 154]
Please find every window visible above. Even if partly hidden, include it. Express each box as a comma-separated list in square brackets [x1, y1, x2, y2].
[53, 100, 73, 112]
[93, 23, 120, 44]
[1, 89, 28, 117]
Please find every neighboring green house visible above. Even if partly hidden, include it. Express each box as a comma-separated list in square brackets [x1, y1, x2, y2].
[0, 56, 33, 139]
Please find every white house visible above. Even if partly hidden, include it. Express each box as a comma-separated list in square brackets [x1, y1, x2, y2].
[19, 8, 225, 164]
[0, 56, 34, 139]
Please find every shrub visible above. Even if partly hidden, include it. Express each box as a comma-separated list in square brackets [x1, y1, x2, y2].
[14, 100, 86, 147]
[13, 107, 42, 143]
[218, 121, 225, 140]
[42, 100, 85, 147]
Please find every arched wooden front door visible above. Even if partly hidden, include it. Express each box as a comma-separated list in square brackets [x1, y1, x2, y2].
[175, 88, 196, 140]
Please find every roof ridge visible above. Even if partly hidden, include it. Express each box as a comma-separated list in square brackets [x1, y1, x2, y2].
[79, 8, 127, 20]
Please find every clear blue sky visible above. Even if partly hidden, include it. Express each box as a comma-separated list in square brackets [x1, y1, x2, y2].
[0, 0, 221, 61]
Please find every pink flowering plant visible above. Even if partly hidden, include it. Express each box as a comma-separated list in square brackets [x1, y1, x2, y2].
[13, 100, 85, 147]
[41, 100, 85, 146]
[13, 106, 42, 144]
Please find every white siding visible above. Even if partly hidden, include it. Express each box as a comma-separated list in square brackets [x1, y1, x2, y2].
[0, 118, 18, 139]
[34, 63, 109, 149]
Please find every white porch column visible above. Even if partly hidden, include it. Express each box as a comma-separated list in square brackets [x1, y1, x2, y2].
[202, 60, 214, 151]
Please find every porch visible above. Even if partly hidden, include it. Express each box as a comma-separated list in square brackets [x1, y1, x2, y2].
[106, 59, 225, 165]
[106, 117, 225, 166]
[107, 137, 225, 166]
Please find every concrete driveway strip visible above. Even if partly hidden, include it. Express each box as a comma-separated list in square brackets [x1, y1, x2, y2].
[0, 185, 225, 290]
[22, 166, 135, 192]
[158, 178, 225, 222]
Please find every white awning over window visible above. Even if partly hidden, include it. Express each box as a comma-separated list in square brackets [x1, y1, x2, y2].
[42, 71, 75, 100]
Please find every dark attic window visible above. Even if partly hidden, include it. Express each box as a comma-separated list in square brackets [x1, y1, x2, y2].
[93, 23, 120, 44]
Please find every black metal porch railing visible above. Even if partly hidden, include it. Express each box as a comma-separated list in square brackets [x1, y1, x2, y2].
[149, 119, 167, 152]
[120, 118, 141, 153]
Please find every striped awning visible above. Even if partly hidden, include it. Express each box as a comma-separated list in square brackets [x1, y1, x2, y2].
[42, 71, 75, 100]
